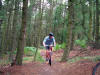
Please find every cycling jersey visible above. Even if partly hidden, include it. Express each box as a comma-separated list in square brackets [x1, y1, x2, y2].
[43, 36, 55, 46]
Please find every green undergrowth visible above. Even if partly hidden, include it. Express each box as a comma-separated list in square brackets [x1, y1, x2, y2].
[0, 47, 45, 65]
[23, 49, 45, 63]
[75, 39, 87, 48]
[0, 59, 10, 65]
[54, 43, 66, 51]
[68, 55, 100, 63]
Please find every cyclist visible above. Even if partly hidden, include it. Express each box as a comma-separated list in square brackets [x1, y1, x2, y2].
[43, 32, 56, 65]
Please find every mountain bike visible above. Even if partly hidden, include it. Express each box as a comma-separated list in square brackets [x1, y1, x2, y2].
[92, 62, 100, 75]
[46, 46, 53, 66]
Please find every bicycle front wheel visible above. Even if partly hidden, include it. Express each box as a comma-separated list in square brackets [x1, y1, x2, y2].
[92, 63, 100, 75]
[49, 57, 51, 66]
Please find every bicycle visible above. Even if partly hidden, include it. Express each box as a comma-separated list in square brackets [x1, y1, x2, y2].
[92, 62, 100, 75]
[45, 46, 53, 66]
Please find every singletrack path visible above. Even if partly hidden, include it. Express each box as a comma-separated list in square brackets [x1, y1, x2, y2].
[1, 49, 100, 75]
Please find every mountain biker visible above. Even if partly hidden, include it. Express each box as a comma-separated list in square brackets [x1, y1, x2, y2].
[43, 32, 56, 63]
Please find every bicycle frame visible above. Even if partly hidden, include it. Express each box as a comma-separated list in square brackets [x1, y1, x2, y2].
[46, 46, 53, 66]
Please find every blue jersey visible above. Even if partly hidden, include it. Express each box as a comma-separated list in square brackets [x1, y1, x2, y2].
[43, 36, 55, 46]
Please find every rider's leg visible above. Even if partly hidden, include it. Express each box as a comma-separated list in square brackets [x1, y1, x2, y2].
[46, 46, 49, 62]
[46, 51, 49, 61]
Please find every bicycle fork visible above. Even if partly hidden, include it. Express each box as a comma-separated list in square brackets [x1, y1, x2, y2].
[46, 51, 52, 66]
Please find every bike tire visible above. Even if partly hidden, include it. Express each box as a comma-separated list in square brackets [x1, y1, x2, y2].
[49, 57, 51, 66]
[92, 62, 100, 75]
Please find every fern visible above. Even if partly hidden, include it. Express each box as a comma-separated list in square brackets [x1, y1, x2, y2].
[75, 39, 87, 48]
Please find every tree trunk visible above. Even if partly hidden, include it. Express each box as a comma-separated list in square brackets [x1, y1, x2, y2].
[0, 0, 2, 10]
[70, 32, 74, 50]
[93, 2, 96, 40]
[95, 0, 99, 48]
[16, 0, 28, 65]
[81, 2, 88, 39]
[88, 1, 93, 41]
[5, 10, 12, 52]
[34, 0, 43, 61]
[0, 0, 2, 53]
[26, 0, 36, 46]
[0, 20, 2, 51]
[61, 0, 73, 62]
[3, 0, 14, 53]
[9, 0, 20, 61]
[70, 2, 74, 50]
[49, 0, 53, 32]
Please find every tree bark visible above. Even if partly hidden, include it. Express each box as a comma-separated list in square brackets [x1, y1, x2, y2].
[93, 2, 96, 40]
[16, 0, 28, 65]
[0, 0, 2, 53]
[26, 0, 36, 46]
[3, 0, 14, 54]
[34, 0, 43, 61]
[81, 2, 88, 39]
[88, 1, 93, 41]
[95, 0, 99, 48]
[61, 0, 73, 62]
[9, 0, 20, 61]
[0, 0, 2, 10]
[49, 0, 53, 32]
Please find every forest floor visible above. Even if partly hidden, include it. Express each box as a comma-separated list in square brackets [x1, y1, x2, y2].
[1, 46, 100, 75]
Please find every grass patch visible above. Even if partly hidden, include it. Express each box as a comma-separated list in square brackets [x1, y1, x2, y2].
[92, 56, 100, 62]
[75, 39, 87, 48]
[24, 47, 36, 56]
[68, 56, 100, 63]
[23, 47, 45, 63]
[23, 57, 33, 61]
[0, 59, 10, 65]
[0, 54, 11, 65]
[23, 50, 45, 63]
[35, 50, 45, 63]
[68, 57, 85, 63]
[54, 43, 66, 51]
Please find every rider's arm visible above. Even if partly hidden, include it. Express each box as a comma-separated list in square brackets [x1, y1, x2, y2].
[43, 42, 45, 47]
[43, 36, 48, 47]
[43, 39, 46, 47]
[53, 37, 56, 47]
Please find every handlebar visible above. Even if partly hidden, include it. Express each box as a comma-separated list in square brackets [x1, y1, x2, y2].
[45, 45, 54, 47]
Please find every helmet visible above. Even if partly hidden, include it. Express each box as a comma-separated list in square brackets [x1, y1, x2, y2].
[49, 32, 54, 36]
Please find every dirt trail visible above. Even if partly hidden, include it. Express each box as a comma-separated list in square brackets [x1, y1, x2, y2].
[2, 61, 96, 75]
[2, 62, 67, 75]
[1, 49, 100, 75]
